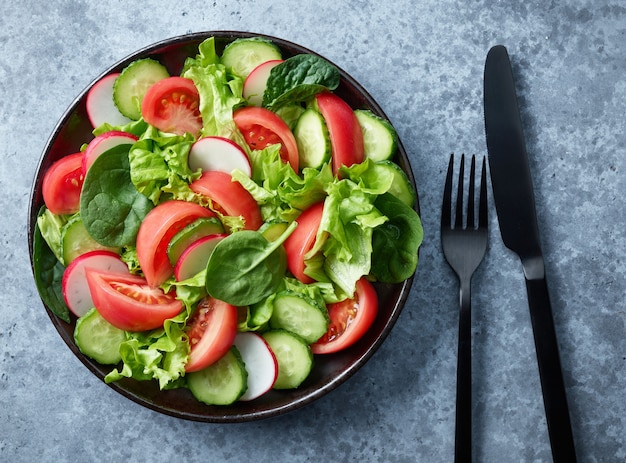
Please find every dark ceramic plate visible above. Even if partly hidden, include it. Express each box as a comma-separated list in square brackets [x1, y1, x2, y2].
[28, 31, 419, 422]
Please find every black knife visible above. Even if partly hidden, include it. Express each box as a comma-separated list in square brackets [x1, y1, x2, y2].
[483, 45, 577, 462]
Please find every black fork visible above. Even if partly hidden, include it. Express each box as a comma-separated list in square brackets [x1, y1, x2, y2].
[441, 153, 488, 463]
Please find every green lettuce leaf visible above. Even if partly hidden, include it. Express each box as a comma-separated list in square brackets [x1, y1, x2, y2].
[128, 129, 200, 204]
[306, 178, 388, 296]
[182, 40, 245, 142]
[104, 306, 192, 389]
[232, 144, 331, 223]
[36, 208, 69, 265]
[371, 193, 423, 283]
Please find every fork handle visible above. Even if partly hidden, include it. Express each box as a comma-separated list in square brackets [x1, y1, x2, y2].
[455, 280, 472, 463]
[525, 275, 577, 462]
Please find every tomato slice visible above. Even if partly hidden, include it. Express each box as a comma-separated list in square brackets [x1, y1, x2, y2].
[42, 152, 84, 215]
[311, 277, 378, 354]
[315, 92, 364, 176]
[185, 297, 238, 372]
[136, 200, 215, 287]
[189, 170, 263, 230]
[283, 202, 325, 284]
[141, 77, 202, 136]
[85, 268, 183, 332]
[233, 106, 299, 172]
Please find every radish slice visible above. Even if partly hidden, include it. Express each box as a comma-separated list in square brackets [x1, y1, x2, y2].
[234, 332, 278, 401]
[243, 60, 283, 107]
[82, 131, 138, 175]
[86, 73, 133, 128]
[62, 250, 129, 317]
[188, 136, 252, 177]
[174, 234, 227, 281]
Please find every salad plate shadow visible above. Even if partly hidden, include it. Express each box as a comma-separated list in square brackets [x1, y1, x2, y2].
[28, 31, 419, 422]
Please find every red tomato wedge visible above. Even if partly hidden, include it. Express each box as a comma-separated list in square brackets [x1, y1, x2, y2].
[233, 106, 299, 172]
[42, 152, 84, 215]
[189, 170, 263, 230]
[141, 77, 202, 136]
[136, 200, 215, 287]
[311, 277, 378, 354]
[283, 202, 325, 284]
[185, 297, 238, 373]
[315, 92, 364, 176]
[85, 268, 183, 332]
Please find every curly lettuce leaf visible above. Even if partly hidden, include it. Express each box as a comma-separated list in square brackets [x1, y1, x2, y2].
[104, 303, 193, 389]
[182, 39, 245, 142]
[305, 178, 388, 296]
[371, 193, 423, 283]
[36, 208, 69, 265]
[232, 144, 331, 223]
[128, 129, 200, 204]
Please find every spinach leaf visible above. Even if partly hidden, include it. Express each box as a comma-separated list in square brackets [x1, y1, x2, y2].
[205, 223, 296, 306]
[262, 54, 340, 110]
[32, 208, 70, 323]
[80, 144, 154, 247]
[371, 193, 423, 283]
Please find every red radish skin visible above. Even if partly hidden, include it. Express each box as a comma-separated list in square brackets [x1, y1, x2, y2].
[62, 250, 129, 317]
[233, 332, 278, 401]
[82, 131, 138, 175]
[243, 59, 283, 107]
[174, 234, 227, 281]
[86, 73, 133, 128]
[188, 137, 252, 177]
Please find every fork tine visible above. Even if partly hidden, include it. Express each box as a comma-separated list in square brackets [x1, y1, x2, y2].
[442, 154, 454, 229]
[467, 155, 476, 229]
[455, 154, 465, 229]
[479, 156, 488, 229]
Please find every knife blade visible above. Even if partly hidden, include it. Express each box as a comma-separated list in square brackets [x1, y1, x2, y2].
[483, 45, 577, 462]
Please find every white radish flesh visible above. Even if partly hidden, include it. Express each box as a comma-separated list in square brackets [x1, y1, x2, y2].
[62, 251, 129, 317]
[234, 332, 278, 401]
[82, 131, 138, 175]
[188, 136, 252, 177]
[86, 73, 133, 128]
[243, 60, 283, 107]
[174, 234, 227, 281]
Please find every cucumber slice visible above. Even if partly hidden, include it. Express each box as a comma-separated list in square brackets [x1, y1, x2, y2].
[186, 347, 248, 405]
[354, 109, 398, 162]
[262, 330, 313, 389]
[269, 291, 329, 344]
[62, 216, 120, 265]
[113, 58, 170, 120]
[374, 160, 416, 208]
[258, 220, 289, 242]
[294, 109, 331, 169]
[221, 37, 282, 79]
[74, 308, 126, 365]
[167, 217, 224, 266]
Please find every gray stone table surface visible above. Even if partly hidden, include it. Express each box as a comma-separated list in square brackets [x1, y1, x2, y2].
[1, 1, 624, 461]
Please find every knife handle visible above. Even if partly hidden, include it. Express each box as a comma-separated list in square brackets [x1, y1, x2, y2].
[525, 275, 577, 463]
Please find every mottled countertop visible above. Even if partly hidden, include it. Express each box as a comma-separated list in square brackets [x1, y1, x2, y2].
[2, 1, 624, 461]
